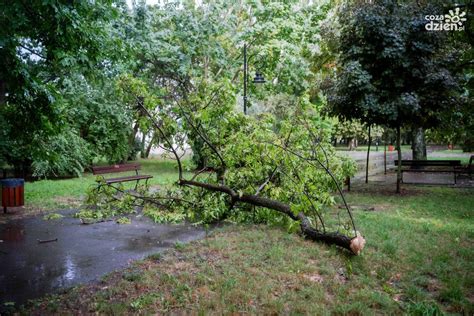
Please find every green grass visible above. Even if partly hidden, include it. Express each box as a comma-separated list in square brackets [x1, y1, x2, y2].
[434, 149, 468, 155]
[22, 158, 191, 214]
[22, 183, 474, 315]
[428, 156, 472, 164]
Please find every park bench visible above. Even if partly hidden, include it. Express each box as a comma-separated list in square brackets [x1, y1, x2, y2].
[92, 163, 153, 190]
[394, 160, 461, 184]
[454, 155, 473, 180]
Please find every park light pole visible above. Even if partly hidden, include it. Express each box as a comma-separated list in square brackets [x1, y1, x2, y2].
[243, 43, 265, 115]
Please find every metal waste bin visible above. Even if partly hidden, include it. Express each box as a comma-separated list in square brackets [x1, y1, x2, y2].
[1, 178, 24, 213]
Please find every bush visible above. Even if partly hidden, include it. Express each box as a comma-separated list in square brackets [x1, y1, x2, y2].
[31, 130, 92, 178]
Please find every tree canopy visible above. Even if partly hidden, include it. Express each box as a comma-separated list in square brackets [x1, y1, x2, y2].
[0, 0, 131, 176]
[1, 0, 471, 251]
[326, 1, 464, 130]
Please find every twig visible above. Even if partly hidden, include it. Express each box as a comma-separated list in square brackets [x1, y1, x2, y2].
[37, 238, 58, 244]
[265, 141, 358, 237]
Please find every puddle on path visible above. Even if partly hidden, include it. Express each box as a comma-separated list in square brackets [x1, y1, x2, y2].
[0, 211, 204, 308]
[1, 224, 25, 242]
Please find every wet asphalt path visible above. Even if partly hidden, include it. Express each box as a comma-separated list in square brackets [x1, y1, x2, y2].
[0, 211, 205, 307]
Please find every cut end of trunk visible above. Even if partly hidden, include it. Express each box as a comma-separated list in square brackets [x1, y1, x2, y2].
[350, 233, 366, 255]
[298, 212, 364, 255]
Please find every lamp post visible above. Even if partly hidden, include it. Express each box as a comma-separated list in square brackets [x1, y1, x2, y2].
[243, 43, 265, 115]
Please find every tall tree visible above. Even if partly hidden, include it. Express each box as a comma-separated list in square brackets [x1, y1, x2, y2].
[0, 0, 120, 176]
[325, 0, 463, 192]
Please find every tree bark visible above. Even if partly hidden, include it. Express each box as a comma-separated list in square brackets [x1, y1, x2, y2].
[128, 122, 140, 160]
[396, 125, 402, 194]
[384, 135, 387, 175]
[140, 131, 147, 159]
[412, 127, 427, 160]
[145, 132, 155, 158]
[348, 138, 355, 151]
[365, 125, 371, 183]
[298, 214, 353, 250]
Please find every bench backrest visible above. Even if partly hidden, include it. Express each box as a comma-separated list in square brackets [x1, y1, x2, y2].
[92, 163, 141, 175]
[394, 160, 461, 167]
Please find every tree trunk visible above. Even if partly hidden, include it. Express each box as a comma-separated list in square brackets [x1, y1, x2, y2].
[129, 122, 139, 150]
[365, 125, 371, 184]
[145, 134, 154, 158]
[396, 125, 402, 194]
[412, 127, 427, 160]
[348, 138, 355, 151]
[0, 79, 5, 105]
[299, 214, 354, 251]
[140, 131, 147, 159]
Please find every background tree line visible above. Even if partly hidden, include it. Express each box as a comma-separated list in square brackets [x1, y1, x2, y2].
[0, 0, 471, 179]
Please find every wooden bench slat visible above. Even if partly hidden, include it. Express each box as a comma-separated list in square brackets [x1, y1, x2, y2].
[394, 160, 461, 167]
[92, 163, 142, 175]
[92, 163, 153, 188]
[403, 169, 456, 173]
[104, 175, 153, 184]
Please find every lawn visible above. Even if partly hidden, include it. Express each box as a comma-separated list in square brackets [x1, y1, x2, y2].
[22, 159, 190, 214]
[22, 181, 474, 315]
[429, 156, 472, 164]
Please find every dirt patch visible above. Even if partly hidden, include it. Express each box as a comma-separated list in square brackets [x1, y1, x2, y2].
[303, 273, 324, 283]
[388, 273, 402, 285]
[0, 207, 47, 224]
[192, 286, 214, 301]
[467, 293, 474, 304]
[426, 278, 442, 294]
[53, 196, 82, 207]
[350, 184, 424, 197]
[164, 260, 197, 275]
[392, 294, 404, 302]
[334, 268, 348, 284]
[0, 197, 81, 224]
[339, 204, 392, 212]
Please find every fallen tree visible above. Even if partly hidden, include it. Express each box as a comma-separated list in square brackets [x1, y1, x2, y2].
[84, 87, 365, 254]
[129, 92, 366, 255]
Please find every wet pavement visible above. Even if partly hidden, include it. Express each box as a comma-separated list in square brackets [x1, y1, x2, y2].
[0, 211, 205, 307]
[351, 168, 474, 187]
[339, 149, 411, 180]
[341, 149, 473, 184]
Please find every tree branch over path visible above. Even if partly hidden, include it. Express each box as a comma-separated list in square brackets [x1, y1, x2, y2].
[137, 98, 365, 255]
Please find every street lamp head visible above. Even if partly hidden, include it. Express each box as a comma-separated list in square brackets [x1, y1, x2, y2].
[253, 72, 265, 84]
